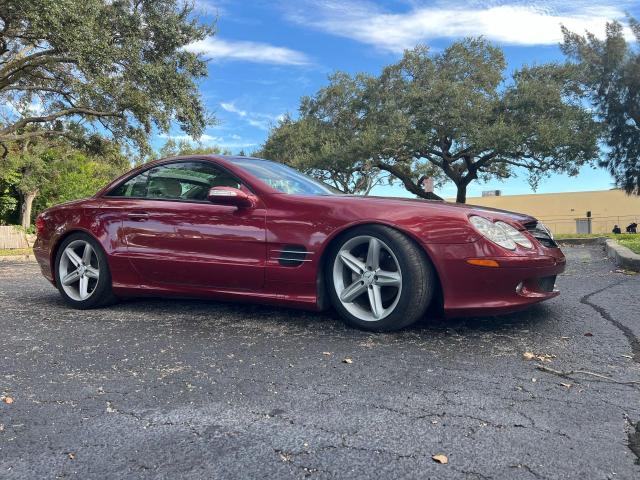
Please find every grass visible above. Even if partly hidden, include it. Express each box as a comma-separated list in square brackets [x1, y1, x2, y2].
[555, 233, 628, 239]
[0, 248, 33, 256]
[618, 237, 640, 254]
[554, 233, 640, 254]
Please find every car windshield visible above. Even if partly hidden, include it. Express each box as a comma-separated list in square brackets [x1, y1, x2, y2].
[231, 158, 340, 195]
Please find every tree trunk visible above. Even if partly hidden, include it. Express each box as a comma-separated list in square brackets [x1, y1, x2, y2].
[18, 190, 38, 229]
[455, 183, 467, 203]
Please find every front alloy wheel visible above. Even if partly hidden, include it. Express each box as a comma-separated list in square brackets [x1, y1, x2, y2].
[327, 225, 435, 331]
[333, 235, 402, 321]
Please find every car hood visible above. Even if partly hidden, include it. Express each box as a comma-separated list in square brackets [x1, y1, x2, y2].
[337, 195, 537, 226]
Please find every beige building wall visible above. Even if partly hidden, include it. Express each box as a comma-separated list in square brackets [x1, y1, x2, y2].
[462, 189, 640, 234]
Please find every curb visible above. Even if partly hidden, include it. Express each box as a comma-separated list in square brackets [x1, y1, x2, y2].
[604, 239, 640, 272]
[0, 254, 37, 263]
[556, 237, 607, 246]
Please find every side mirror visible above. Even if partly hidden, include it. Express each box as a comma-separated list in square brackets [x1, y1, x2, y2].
[207, 186, 256, 208]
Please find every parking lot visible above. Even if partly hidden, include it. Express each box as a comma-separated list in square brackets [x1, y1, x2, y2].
[1, 244, 639, 479]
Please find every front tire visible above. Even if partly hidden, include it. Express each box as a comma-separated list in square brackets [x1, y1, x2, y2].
[326, 225, 435, 331]
[54, 232, 116, 309]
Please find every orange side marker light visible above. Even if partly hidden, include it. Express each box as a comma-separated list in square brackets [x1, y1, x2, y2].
[466, 259, 500, 268]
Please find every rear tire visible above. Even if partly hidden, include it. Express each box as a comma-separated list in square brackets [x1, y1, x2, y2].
[54, 232, 117, 309]
[325, 225, 435, 331]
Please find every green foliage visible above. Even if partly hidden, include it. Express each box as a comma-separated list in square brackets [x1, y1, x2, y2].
[0, 166, 19, 221]
[260, 76, 389, 194]
[0, 0, 214, 154]
[562, 17, 640, 195]
[158, 138, 232, 158]
[263, 39, 600, 202]
[33, 148, 128, 214]
[0, 133, 128, 225]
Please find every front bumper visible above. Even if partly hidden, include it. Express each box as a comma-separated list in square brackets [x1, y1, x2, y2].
[425, 240, 566, 318]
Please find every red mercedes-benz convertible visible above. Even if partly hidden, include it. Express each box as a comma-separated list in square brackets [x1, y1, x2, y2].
[34, 155, 565, 331]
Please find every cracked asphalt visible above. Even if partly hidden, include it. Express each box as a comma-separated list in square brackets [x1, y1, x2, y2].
[1, 244, 639, 479]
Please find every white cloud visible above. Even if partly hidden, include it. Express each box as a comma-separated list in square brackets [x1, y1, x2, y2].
[158, 133, 222, 143]
[192, 0, 224, 15]
[219, 141, 258, 149]
[185, 37, 311, 65]
[247, 118, 270, 130]
[220, 102, 247, 117]
[157, 132, 257, 152]
[219, 101, 284, 131]
[286, 0, 634, 52]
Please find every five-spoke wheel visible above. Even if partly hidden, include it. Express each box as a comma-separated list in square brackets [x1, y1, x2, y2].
[326, 225, 435, 331]
[59, 240, 100, 301]
[333, 236, 403, 321]
[54, 233, 115, 308]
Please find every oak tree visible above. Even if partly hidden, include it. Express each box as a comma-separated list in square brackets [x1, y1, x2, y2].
[0, 0, 213, 155]
[1, 0, 214, 226]
[264, 39, 600, 202]
[562, 17, 640, 194]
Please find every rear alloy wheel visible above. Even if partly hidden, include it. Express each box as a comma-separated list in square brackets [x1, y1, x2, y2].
[327, 225, 435, 331]
[55, 233, 116, 309]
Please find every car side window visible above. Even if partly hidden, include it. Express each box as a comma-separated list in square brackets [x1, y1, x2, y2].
[107, 161, 243, 201]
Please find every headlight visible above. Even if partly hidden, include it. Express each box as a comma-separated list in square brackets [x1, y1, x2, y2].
[469, 216, 516, 250]
[495, 221, 533, 249]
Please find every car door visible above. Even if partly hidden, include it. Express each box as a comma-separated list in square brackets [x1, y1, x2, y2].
[105, 160, 266, 290]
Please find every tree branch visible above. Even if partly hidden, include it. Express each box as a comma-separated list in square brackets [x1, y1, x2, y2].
[375, 162, 442, 200]
[0, 107, 124, 136]
[0, 51, 75, 90]
[0, 129, 76, 143]
[473, 151, 499, 169]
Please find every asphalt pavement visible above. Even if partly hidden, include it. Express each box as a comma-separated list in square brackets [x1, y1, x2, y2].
[1, 244, 639, 479]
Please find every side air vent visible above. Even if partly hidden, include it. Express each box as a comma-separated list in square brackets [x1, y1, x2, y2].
[273, 245, 311, 267]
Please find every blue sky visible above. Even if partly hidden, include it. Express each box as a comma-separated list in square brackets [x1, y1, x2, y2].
[161, 0, 640, 198]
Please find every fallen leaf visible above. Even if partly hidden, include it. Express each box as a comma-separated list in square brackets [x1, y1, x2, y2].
[278, 452, 292, 462]
[522, 352, 555, 362]
[1, 396, 14, 405]
[560, 336, 570, 340]
[615, 269, 637, 275]
[537, 354, 556, 362]
[343, 357, 353, 364]
[560, 383, 573, 389]
[68, 453, 75, 460]
[584, 332, 593, 337]
[322, 352, 331, 356]
[432, 454, 448, 464]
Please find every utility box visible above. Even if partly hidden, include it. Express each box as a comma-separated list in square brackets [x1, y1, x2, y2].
[575, 218, 592, 234]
